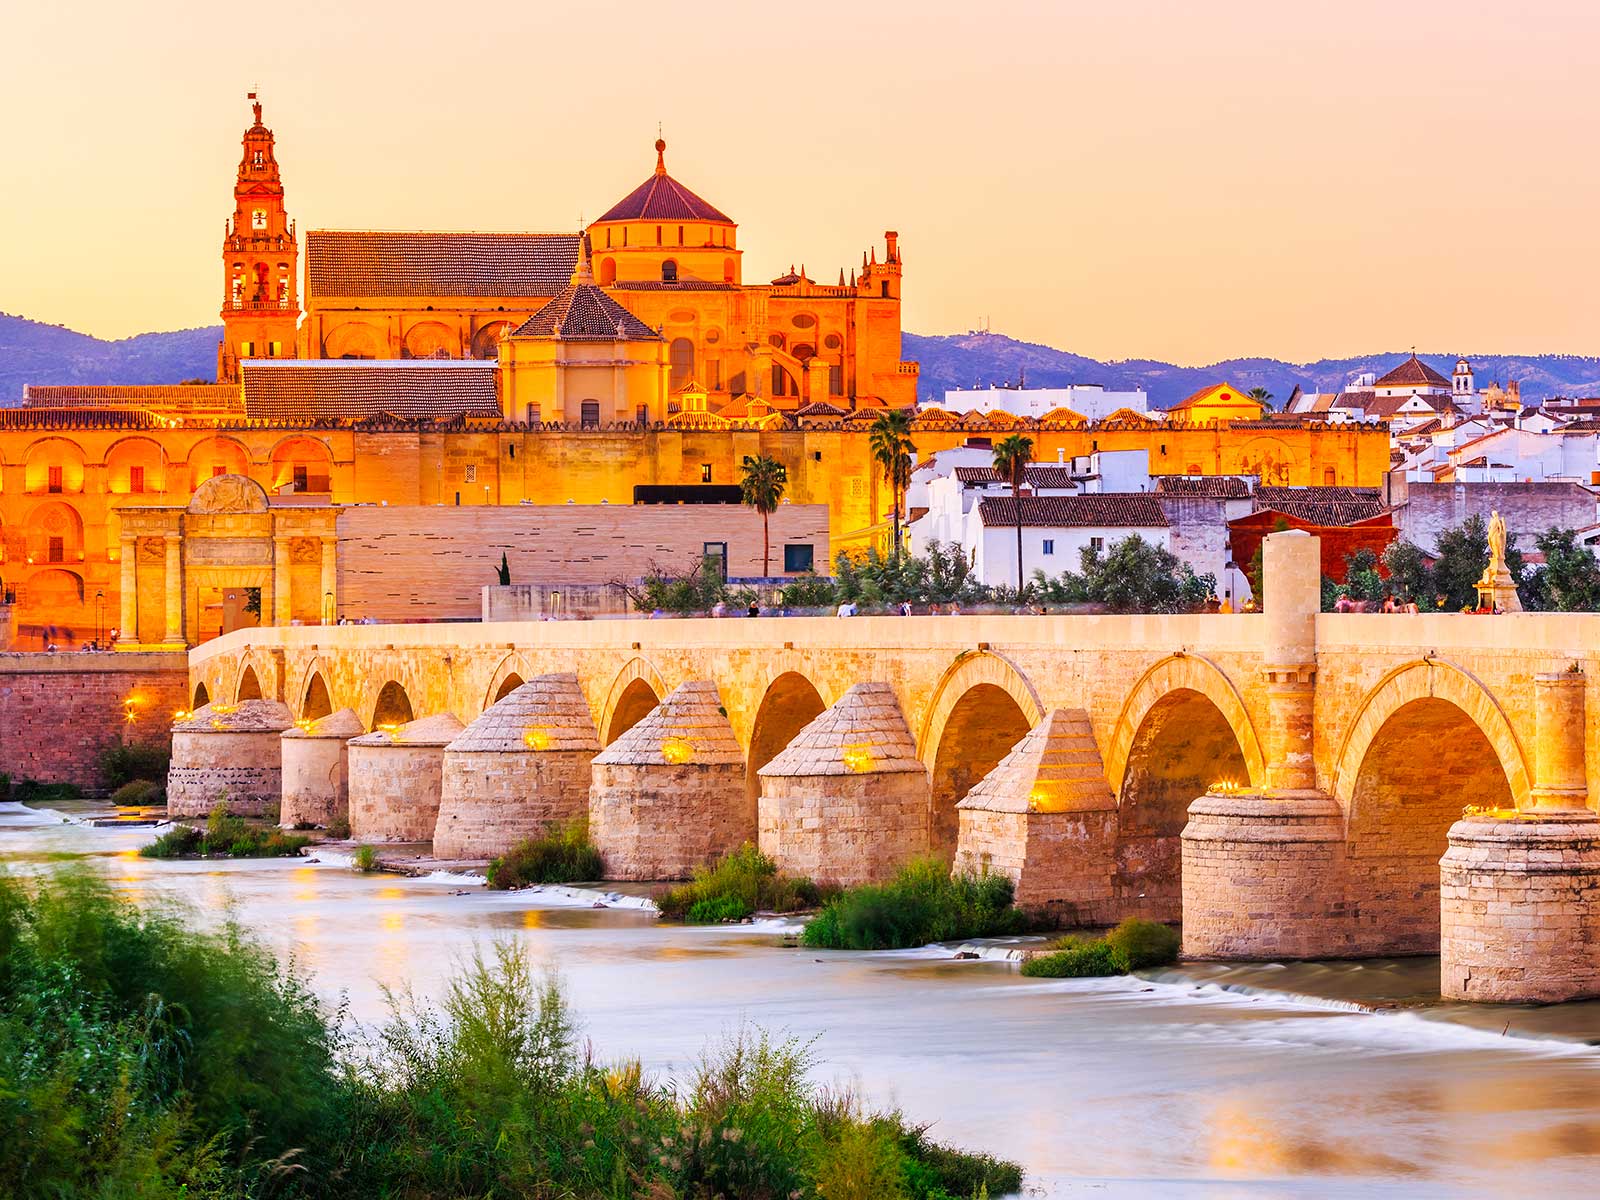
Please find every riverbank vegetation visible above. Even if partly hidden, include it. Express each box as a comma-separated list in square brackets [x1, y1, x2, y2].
[140, 803, 310, 859]
[0, 869, 1022, 1199]
[802, 859, 1025, 951]
[485, 818, 605, 888]
[1019, 919, 1180, 978]
[658, 843, 830, 922]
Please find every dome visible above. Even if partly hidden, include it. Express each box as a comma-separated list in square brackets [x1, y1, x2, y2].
[594, 139, 733, 225]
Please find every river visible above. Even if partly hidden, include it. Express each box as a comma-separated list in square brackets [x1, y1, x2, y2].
[6, 801, 1600, 1198]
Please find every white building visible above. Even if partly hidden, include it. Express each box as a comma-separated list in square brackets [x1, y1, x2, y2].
[966, 494, 1171, 588]
[940, 384, 1150, 422]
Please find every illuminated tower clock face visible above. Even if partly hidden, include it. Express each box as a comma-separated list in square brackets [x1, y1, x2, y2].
[252, 209, 267, 230]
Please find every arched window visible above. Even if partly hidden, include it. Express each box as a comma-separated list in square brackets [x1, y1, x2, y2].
[598, 257, 617, 286]
[723, 257, 735, 283]
[669, 338, 694, 389]
[662, 260, 678, 283]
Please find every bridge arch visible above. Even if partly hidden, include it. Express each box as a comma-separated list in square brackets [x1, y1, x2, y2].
[1333, 660, 1526, 953]
[920, 652, 1044, 856]
[368, 680, 416, 728]
[746, 670, 828, 801]
[599, 656, 667, 746]
[483, 652, 532, 712]
[235, 663, 264, 702]
[300, 670, 334, 721]
[1105, 654, 1263, 797]
[192, 681, 210, 710]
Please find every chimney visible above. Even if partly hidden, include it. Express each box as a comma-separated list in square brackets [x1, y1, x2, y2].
[885, 230, 899, 261]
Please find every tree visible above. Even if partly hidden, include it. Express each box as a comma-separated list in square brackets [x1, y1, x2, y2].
[496, 552, 511, 586]
[991, 433, 1034, 596]
[1533, 528, 1600, 611]
[868, 409, 916, 558]
[1068, 536, 1214, 613]
[739, 455, 786, 577]
[1380, 539, 1430, 604]
[1433, 514, 1525, 610]
[1340, 548, 1385, 604]
[1246, 386, 1275, 411]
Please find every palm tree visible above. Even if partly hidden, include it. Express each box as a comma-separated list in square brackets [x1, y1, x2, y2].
[739, 455, 787, 577]
[992, 433, 1034, 596]
[869, 408, 916, 558]
[1246, 386, 1275, 411]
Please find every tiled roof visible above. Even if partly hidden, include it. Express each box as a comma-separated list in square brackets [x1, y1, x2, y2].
[1168, 381, 1257, 412]
[592, 681, 743, 766]
[758, 683, 923, 778]
[611, 281, 739, 291]
[976, 494, 1168, 528]
[1332, 389, 1376, 410]
[794, 401, 847, 418]
[1155, 475, 1253, 498]
[512, 284, 661, 341]
[24, 384, 241, 411]
[595, 143, 733, 223]
[242, 361, 501, 421]
[957, 709, 1114, 814]
[954, 465, 1082, 489]
[350, 712, 465, 747]
[1255, 485, 1381, 505]
[1374, 354, 1451, 389]
[305, 231, 580, 299]
[447, 675, 599, 754]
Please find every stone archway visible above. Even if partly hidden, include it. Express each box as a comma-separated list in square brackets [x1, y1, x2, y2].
[1105, 654, 1264, 799]
[192, 681, 210, 710]
[301, 671, 334, 721]
[920, 653, 1043, 857]
[236, 664, 263, 702]
[746, 671, 827, 801]
[370, 680, 415, 728]
[483, 652, 533, 713]
[599, 657, 667, 746]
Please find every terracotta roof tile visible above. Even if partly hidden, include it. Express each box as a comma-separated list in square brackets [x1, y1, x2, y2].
[305, 231, 579, 299]
[1155, 475, 1252, 498]
[512, 284, 660, 341]
[1374, 354, 1452, 389]
[954, 465, 1081, 489]
[596, 151, 732, 223]
[976, 494, 1168, 528]
[242, 361, 501, 421]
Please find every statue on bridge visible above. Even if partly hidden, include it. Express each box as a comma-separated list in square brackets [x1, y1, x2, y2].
[1475, 509, 1523, 613]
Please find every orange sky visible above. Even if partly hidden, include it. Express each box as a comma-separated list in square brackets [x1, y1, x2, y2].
[4, 0, 1598, 365]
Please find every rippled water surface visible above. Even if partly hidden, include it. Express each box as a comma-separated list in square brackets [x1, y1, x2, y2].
[8, 802, 1600, 1198]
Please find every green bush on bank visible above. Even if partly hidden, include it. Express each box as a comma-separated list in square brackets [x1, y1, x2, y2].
[485, 818, 604, 888]
[351, 844, 378, 872]
[1019, 919, 1180, 979]
[801, 858, 1025, 951]
[98, 742, 171, 791]
[658, 842, 828, 922]
[9, 779, 82, 807]
[140, 803, 310, 860]
[0, 868, 1023, 1199]
[110, 778, 164, 807]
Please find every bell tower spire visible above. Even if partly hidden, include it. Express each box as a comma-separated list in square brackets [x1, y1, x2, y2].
[218, 92, 299, 383]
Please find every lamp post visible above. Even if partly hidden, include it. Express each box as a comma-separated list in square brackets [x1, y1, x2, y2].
[322, 591, 334, 626]
[94, 591, 104, 648]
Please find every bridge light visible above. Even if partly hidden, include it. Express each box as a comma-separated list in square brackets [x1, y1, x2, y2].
[842, 744, 874, 774]
[661, 736, 694, 764]
[523, 727, 551, 751]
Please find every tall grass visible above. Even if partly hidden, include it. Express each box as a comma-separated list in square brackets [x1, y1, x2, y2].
[658, 843, 829, 922]
[0, 868, 1023, 1198]
[485, 818, 604, 888]
[802, 858, 1025, 951]
[1019, 918, 1180, 979]
[140, 804, 310, 860]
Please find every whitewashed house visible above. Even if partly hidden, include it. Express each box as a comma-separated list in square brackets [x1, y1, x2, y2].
[941, 383, 1151, 422]
[965, 494, 1172, 588]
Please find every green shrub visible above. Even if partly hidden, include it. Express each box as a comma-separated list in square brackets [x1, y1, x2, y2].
[138, 804, 309, 859]
[1019, 940, 1120, 978]
[0, 872, 1023, 1199]
[11, 779, 83, 807]
[326, 817, 351, 839]
[352, 844, 379, 872]
[1105, 918, 1180, 970]
[802, 858, 1023, 951]
[98, 742, 171, 790]
[658, 842, 825, 922]
[110, 778, 163, 807]
[485, 819, 604, 888]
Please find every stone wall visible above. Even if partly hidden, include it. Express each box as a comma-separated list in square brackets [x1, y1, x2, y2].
[436, 751, 594, 860]
[1389, 480, 1597, 554]
[0, 652, 188, 791]
[336, 503, 832, 623]
[758, 771, 931, 888]
[590, 761, 750, 880]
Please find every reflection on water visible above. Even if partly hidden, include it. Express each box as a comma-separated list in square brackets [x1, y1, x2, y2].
[5, 802, 1600, 1198]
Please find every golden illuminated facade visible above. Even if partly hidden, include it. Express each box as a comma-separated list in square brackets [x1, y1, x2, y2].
[2, 96, 1393, 650]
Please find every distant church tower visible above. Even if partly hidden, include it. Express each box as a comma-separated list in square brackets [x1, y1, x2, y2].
[218, 94, 298, 383]
[1452, 357, 1475, 398]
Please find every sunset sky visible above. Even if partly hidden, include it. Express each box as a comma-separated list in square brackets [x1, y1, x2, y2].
[5, 0, 1599, 365]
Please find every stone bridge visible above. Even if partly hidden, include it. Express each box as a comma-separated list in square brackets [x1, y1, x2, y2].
[182, 533, 1600, 1002]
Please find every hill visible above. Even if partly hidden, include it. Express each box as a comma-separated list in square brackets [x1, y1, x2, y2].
[6, 314, 1600, 413]
[0, 314, 221, 404]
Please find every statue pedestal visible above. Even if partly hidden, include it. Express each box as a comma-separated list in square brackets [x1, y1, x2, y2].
[1474, 568, 1522, 612]
[1440, 812, 1600, 1003]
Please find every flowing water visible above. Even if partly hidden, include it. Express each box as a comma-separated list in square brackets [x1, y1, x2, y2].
[7, 801, 1600, 1198]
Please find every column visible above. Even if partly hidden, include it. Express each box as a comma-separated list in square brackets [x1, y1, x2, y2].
[273, 536, 292, 627]
[1259, 530, 1320, 792]
[1527, 671, 1588, 813]
[162, 533, 183, 645]
[319, 535, 337, 624]
[118, 535, 137, 643]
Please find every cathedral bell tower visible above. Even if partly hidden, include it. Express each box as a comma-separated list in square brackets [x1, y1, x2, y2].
[217, 93, 299, 383]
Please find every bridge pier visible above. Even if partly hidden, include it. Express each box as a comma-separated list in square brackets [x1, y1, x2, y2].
[1183, 531, 1356, 959]
[279, 707, 363, 828]
[168, 699, 293, 818]
[347, 713, 465, 842]
[1440, 669, 1600, 1002]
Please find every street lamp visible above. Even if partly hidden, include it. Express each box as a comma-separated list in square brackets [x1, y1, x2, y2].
[322, 591, 334, 626]
[94, 591, 104, 648]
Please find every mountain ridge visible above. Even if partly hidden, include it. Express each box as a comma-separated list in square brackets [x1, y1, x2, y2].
[7, 313, 1600, 413]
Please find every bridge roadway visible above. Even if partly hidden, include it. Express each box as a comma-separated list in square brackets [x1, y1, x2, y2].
[185, 533, 1600, 1002]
